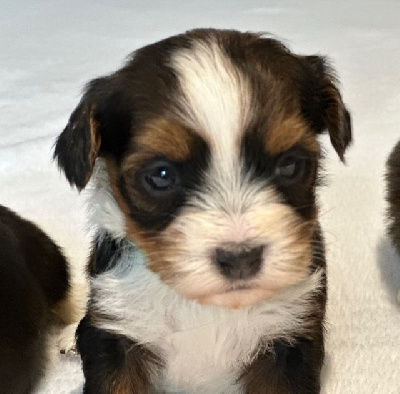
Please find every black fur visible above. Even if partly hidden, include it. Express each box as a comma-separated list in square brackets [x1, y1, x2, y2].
[0, 205, 70, 393]
[242, 131, 319, 220]
[53, 77, 134, 190]
[299, 55, 352, 159]
[386, 139, 400, 252]
[88, 232, 123, 276]
[77, 315, 160, 394]
[241, 334, 324, 394]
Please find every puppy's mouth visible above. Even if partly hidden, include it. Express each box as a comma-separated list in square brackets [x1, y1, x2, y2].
[196, 283, 276, 309]
[225, 283, 252, 292]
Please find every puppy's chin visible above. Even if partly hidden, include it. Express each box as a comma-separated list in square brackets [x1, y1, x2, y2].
[165, 267, 312, 309]
[195, 288, 276, 309]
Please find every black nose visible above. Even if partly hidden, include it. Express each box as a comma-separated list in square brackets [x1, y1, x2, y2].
[214, 245, 264, 280]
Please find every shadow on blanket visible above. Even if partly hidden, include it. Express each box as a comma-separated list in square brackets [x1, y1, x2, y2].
[376, 237, 400, 306]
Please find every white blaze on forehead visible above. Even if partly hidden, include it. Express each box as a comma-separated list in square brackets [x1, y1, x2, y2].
[171, 38, 252, 170]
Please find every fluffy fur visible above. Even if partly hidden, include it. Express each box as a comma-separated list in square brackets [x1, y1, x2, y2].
[54, 29, 351, 393]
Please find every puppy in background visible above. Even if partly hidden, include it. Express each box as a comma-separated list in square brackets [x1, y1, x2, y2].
[387, 140, 400, 253]
[0, 205, 77, 393]
[55, 29, 351, 393]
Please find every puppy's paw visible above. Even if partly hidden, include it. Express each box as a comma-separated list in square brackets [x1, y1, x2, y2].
[58, 322, 79, 355]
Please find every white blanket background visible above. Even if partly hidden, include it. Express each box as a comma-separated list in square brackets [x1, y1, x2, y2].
[1, 1, 399, 393]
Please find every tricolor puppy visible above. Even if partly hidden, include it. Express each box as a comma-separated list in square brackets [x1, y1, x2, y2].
[55, 29, 352, 393]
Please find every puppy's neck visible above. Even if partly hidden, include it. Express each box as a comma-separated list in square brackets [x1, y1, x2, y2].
[89, 237, 322, 392]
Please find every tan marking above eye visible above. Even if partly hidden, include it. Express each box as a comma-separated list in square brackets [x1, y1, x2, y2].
[265, 115, 320, 156]
[135, 118, 195, 161]
[122, 117, 202, 175]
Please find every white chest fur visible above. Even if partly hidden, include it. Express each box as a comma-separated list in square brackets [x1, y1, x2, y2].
[91, 241, 322, 393]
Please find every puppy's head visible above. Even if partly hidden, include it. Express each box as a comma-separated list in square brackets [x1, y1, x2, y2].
[55, 29, 351, 308]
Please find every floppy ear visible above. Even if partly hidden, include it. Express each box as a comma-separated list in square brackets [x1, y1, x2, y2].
[303, 56, 352, 161]
[54, 77, 133, 190]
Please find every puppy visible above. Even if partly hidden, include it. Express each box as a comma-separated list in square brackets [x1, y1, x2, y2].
[387, 140, 400, 253]
[0, 205, 76, 393]
[54, 29, 352, 393]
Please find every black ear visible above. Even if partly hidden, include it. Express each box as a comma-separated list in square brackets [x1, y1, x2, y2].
[54, 77, 133, 190]
[303, 56, 352, 161]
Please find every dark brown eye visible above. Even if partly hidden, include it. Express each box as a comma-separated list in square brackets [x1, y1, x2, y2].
[140, 160, 181, 196]
[146, 167, 176, 190]
[274, 154, 305, 183]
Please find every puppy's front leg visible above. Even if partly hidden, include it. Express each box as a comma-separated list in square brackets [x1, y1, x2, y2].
[240, 334, 324, 394]
[77, 316, 160, 394]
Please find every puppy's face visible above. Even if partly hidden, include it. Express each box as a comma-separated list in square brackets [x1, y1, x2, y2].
[55, 29, 351, 308]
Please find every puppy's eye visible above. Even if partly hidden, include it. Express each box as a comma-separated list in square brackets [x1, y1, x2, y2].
[140, 160, 181, 196]
[146, 167, 176, 190]
[274, 153, 305, 183]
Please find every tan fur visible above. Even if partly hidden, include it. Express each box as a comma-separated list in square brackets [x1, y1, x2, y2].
[265, 115, 319, 156]
[147, 194, 315, 308]
[122, 118, 197, 178]
[82, 109, 102, 187]
[104, 341, 160, 394]
[135, 118, 194, 161]
[105, 158, 161, 255]
[51, 288, 82, 325]
[89, 110, 102, 165]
